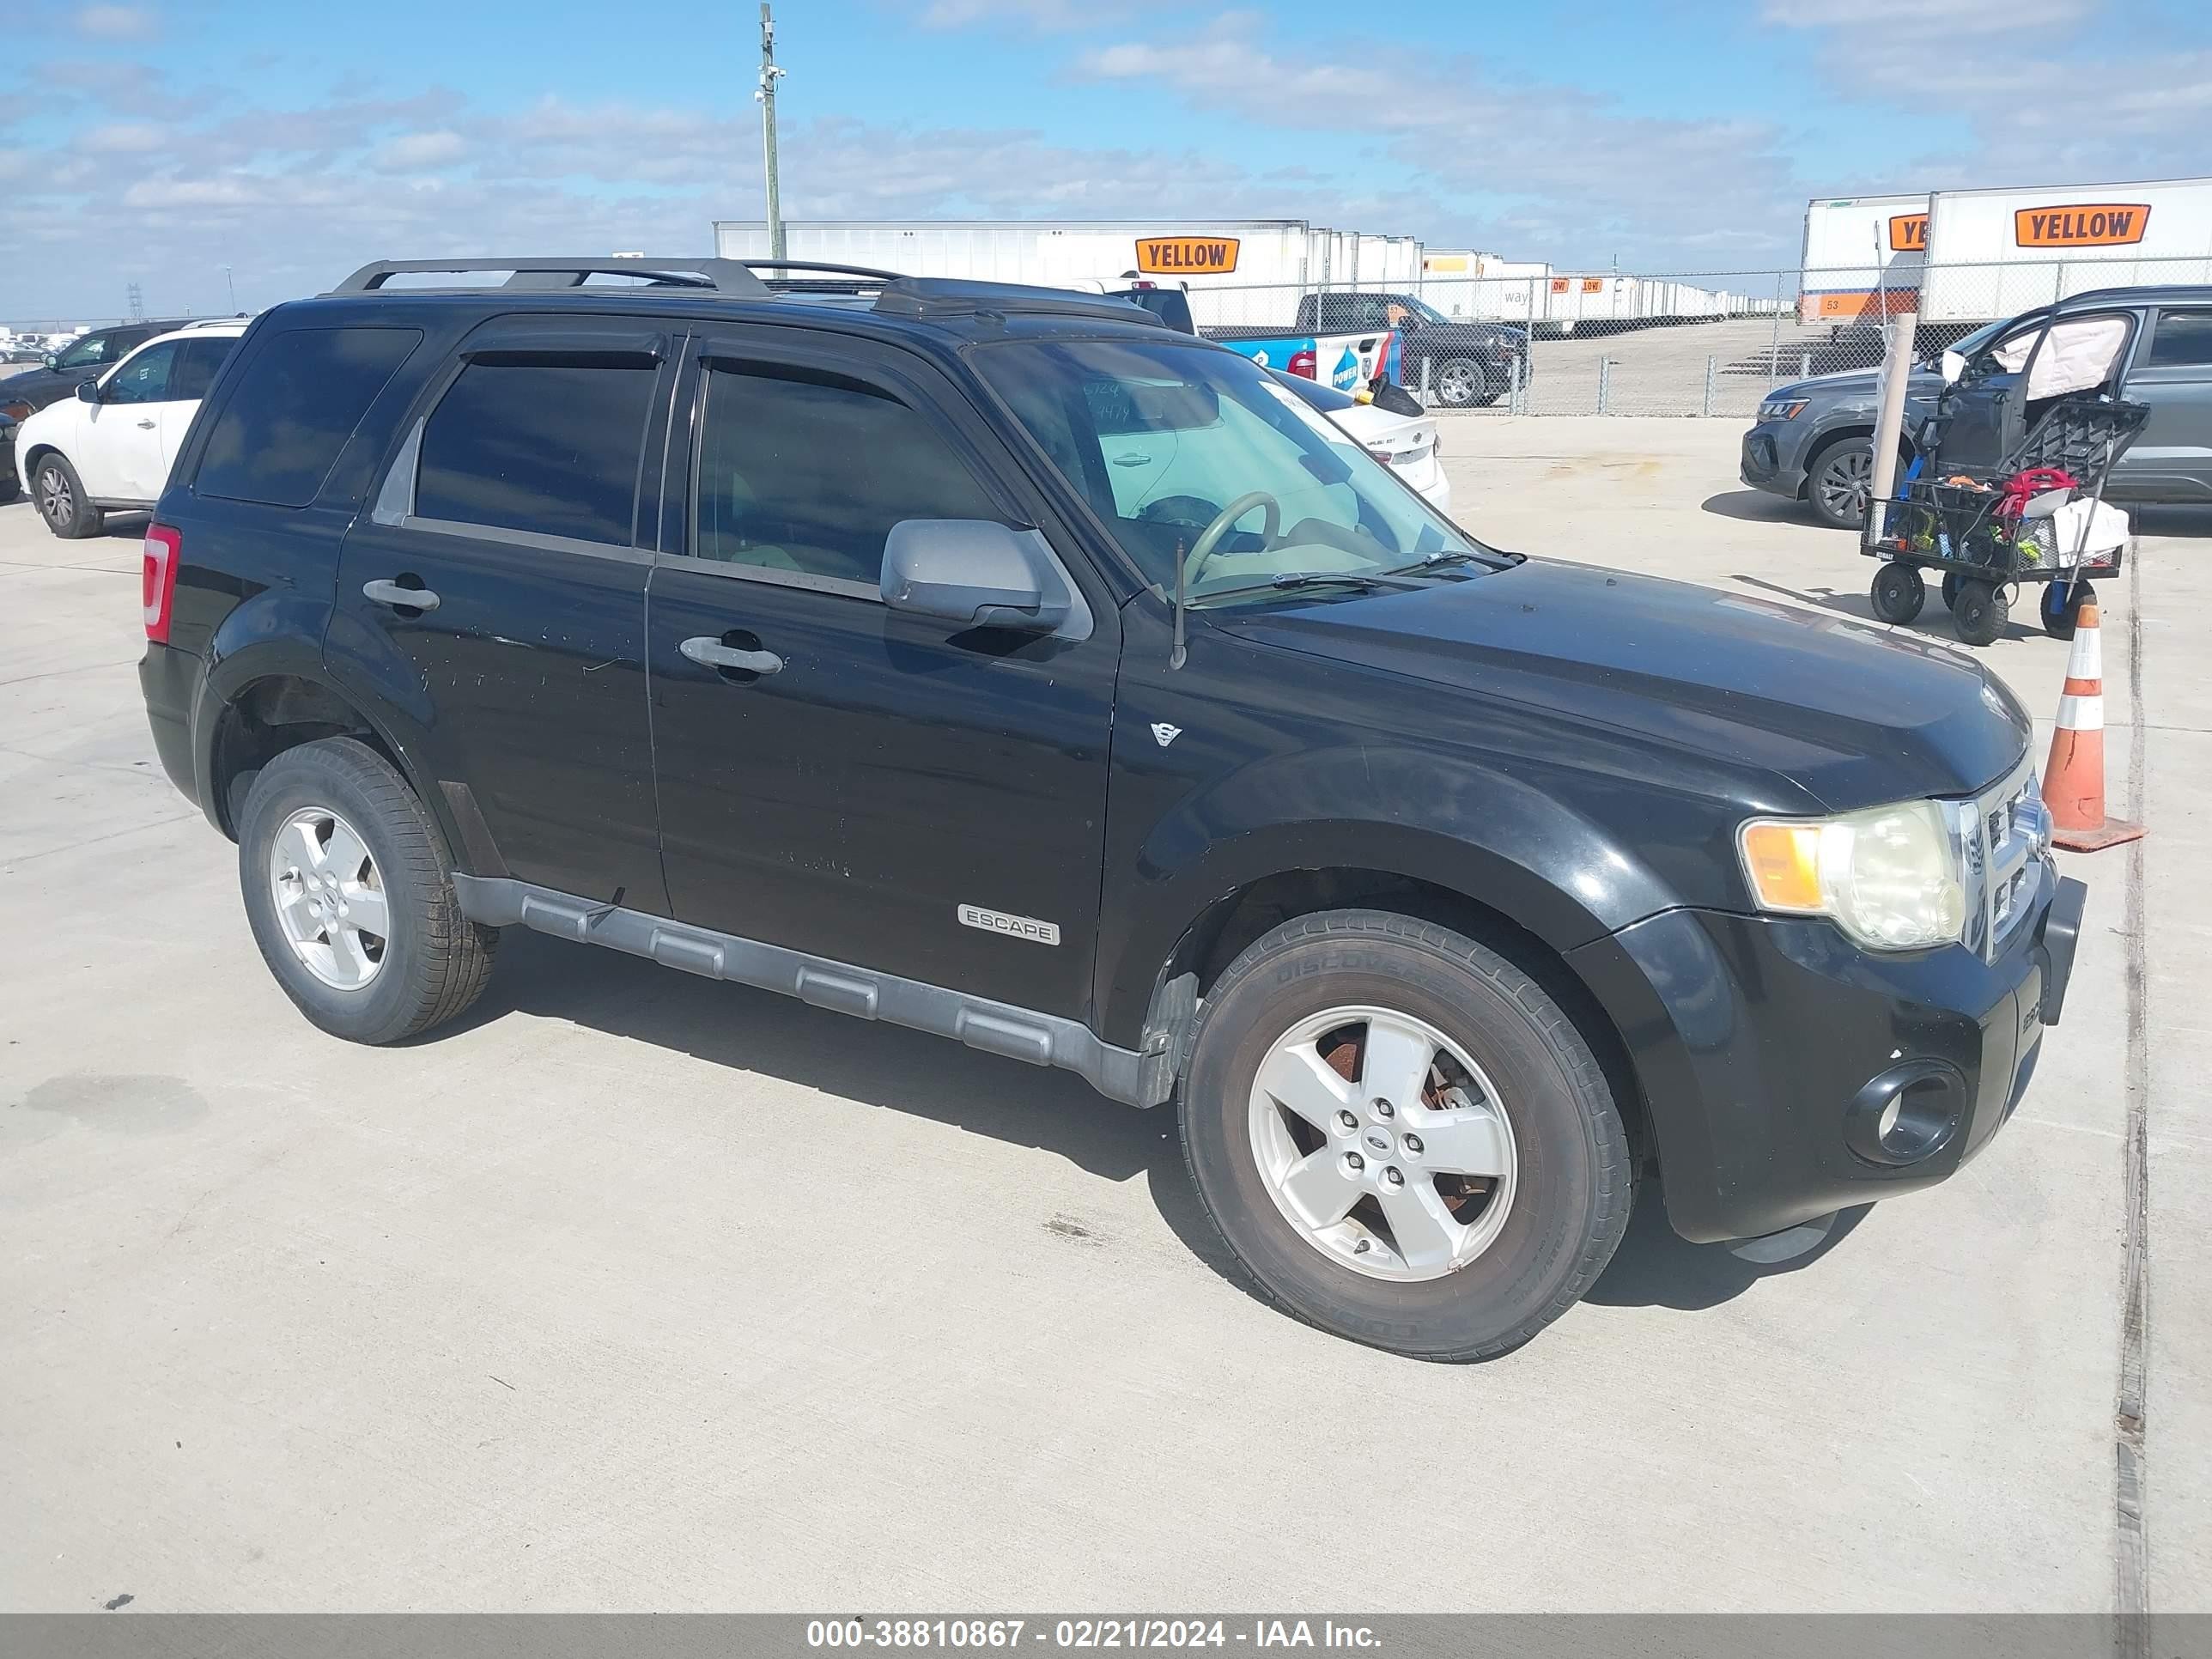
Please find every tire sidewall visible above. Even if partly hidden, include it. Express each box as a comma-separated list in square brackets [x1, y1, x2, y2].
[35, 456, 80, 536]
[1808, 440, 1870, 530]
[237, 744, 431, 1044]
[1182, 924, 1618, 1359]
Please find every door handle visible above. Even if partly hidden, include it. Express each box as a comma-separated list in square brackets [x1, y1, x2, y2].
[680, 635, 782, 675]
[137, 418, 155, 428]
[362, 578, 440, 611]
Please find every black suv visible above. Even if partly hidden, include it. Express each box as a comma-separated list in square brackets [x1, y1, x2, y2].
[137, 257, 2085, 1360]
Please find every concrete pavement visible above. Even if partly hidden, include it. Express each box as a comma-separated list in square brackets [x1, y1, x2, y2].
[1, 421, 2204, 1613]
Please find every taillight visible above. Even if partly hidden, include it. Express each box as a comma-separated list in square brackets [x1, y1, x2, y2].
[143, 523, 181, 643]
[1287, 348, 1316, 380]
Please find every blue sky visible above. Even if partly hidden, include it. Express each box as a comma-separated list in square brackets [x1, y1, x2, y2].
[3, 0, 2207, 321]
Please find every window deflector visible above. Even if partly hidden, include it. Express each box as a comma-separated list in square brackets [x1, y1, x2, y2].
[371, 418, 422, 526]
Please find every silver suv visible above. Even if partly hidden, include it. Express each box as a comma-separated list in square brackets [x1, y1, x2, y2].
[1741, 285, 2212, 528]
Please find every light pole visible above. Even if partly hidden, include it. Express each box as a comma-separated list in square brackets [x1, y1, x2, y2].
[223, 265, 237, 313]
[757, 3, 786, 260]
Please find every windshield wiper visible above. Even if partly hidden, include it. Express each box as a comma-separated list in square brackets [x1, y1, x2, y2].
[1381, 549, 1487, 575]
[1189, 571, 1393, 605]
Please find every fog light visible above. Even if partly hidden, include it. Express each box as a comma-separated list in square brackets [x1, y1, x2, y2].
[1843, 1060, 1965, 1167]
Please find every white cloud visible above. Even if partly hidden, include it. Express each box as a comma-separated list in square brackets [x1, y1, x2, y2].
[369, 129, 466, 171]
[911, 0, 1132, 28]
[74, 3, 156, 39]
[76, 121, 166, 154]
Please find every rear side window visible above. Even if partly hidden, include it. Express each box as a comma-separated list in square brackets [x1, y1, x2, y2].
[415, 359, 657, 546]
[197, 327, 422, 507]
[2148, 310, 2212, 368]
[169, 336, 239, 403]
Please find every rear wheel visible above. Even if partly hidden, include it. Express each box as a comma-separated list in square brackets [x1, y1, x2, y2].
[1869, 562, 1926, 624]
[33, 453, 101, 539]
[237, 738, 497, 1045]
[1179, 909, 1633, 1362]
[1952, 580, 2008, 647]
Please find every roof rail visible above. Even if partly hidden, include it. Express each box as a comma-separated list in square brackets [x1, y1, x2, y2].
[872, 277, 1165, 326]
[327, 257, 772, 298]
[743, 259, 907, 283]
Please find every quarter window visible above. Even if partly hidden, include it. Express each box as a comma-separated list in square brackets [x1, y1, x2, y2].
[198, 326, 422, 508]
[415, 358, 658, 546]
[690, 362, 1002, 587]
[2148, 310, 2212, 368]
[168, 337, 238, 403]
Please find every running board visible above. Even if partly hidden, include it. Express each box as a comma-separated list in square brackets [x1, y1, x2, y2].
[451, 875, 1174, 1107]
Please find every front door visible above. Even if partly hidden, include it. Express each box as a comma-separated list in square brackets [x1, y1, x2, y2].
[330, 316, 675, 910]
[645, 334, 1120, 1018]
[2117, 305, 2212, 501]
[88, 338, 179, 501]
[1936, 313, 2044, 473]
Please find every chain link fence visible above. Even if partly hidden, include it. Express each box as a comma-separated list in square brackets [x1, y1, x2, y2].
[1177, 256, 2212, 416]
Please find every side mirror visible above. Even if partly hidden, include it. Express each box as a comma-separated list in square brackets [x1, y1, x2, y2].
[881, 520, 1072, 635]
[75, 378, 101, 404]
[41, 353, 58, 371]
[1940, 349, 1967, 385]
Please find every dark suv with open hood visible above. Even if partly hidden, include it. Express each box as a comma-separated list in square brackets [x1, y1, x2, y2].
[136, 256, 2084, 1360]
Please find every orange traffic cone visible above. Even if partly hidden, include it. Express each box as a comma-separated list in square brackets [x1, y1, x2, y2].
[2042, 598, 2142, 852]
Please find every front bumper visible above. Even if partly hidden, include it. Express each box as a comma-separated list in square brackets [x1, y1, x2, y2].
[1740, 421, 1810, 497]
[1566, 866, 2085, 1243]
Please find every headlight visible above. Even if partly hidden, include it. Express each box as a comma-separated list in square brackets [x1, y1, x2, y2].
[1738, 799, 1967, 951]
[1757, 398, 1808, 422]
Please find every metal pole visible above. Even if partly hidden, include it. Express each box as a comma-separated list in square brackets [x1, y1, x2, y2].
[1419, 356, 1431, 409]
[757, 3, 787, 261]
[1865, 298, 1919, 550]
[1509, 352, 1521, 415]
[1597, 356, 1611, 416]
[1703, 354, 1716, 417]
[1769, 271, 1783, 384]
[1800, 349, 1810, 380]
[223, 266, 236, 312]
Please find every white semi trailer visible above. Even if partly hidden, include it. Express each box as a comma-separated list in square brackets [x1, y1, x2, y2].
[1798, 192, 1929, 325]
[1917, 176, 2212, 324]
[710, 219, 1423, 295]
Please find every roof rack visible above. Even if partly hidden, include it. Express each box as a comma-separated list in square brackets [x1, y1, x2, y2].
[871, 278, 1165, 327]
[746, 259, 906, 284]
[328, 257, 773, 297]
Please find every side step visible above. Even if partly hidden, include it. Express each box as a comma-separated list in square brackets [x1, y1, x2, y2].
[452, 875, 1173, 1107]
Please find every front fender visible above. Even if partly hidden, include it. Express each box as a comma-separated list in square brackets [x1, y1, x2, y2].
[1093, 734, 1685, 1047]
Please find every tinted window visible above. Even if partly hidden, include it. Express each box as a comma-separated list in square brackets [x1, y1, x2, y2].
[168, 337, 238, 402]
[198, 327, 422, 508]
[2148, 311, 2212, 368]
[53, 333, 111, 370]
[415, 360, 656, 546]
[106, 342, 177, 404]
[692, 362, 1000, 586]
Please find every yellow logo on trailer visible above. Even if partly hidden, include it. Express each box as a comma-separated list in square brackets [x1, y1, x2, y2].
[1889, 214, 1928, 252]
[2014, 205, 2151, 247]
[1134, 236, 1241, 275]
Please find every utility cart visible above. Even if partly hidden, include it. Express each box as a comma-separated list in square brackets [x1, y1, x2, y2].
[1863, 295, 2152, 647]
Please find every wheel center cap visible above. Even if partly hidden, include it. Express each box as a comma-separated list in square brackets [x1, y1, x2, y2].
[1363, 1127, 1394, 1156]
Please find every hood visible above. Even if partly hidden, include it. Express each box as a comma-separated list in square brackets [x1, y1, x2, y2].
[1768, 364, 1943, 408]
[1222, 561, 2030, 810]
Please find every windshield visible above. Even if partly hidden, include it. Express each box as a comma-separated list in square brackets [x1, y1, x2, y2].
[1933, 317, 2008, 366]
[976, 338, 1486, 604]
[1401, 295, 1453, 328]
[52, 334, 106, 370]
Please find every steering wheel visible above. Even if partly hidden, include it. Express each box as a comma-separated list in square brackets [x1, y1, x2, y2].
[1182, 491, 1281, 591]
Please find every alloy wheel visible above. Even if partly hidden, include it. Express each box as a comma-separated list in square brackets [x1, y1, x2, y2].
[37, 464, 72, 529]
[266, 805, 390, 990]
[1247, 1005, 1518, 1281]
[1816, 446, 1872, 523]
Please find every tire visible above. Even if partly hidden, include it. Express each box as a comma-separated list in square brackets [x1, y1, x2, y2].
[236, 737, 497, 1045]
[1869, 562, 1926, 624]
[1432, 358, 1488, 409]
[2041, 578, 2094, 641]
[33, 453, 102, 539]
[0, 471, 16, 505]
[1179, 909, 1633, 1362]
[1942, 572, 1960, 611]
[1952, 580, 2008, 647]
[1804, 436, 1876, 530]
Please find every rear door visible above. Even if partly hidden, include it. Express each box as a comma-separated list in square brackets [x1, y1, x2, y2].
[2117, 305, 2212, 501]
[644, 330, 1120, 1017]
[330, 317, 675, 910]
[155, 335, 240, 481]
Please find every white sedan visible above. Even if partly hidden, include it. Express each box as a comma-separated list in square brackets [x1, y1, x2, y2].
[1268, 368, 1451, 515]
[16, 319, 247, 539]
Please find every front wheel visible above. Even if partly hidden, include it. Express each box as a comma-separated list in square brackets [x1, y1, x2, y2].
[33, 453, 102, 539]
[1870, 562, 1926, 624]
[2042, 578, 2095, 640]
[1805, 436, 1879, 531]
[237, 737, 498, 1045]
[1179, 910, 1633, 1362]
[1431, 358, 1488, 409]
